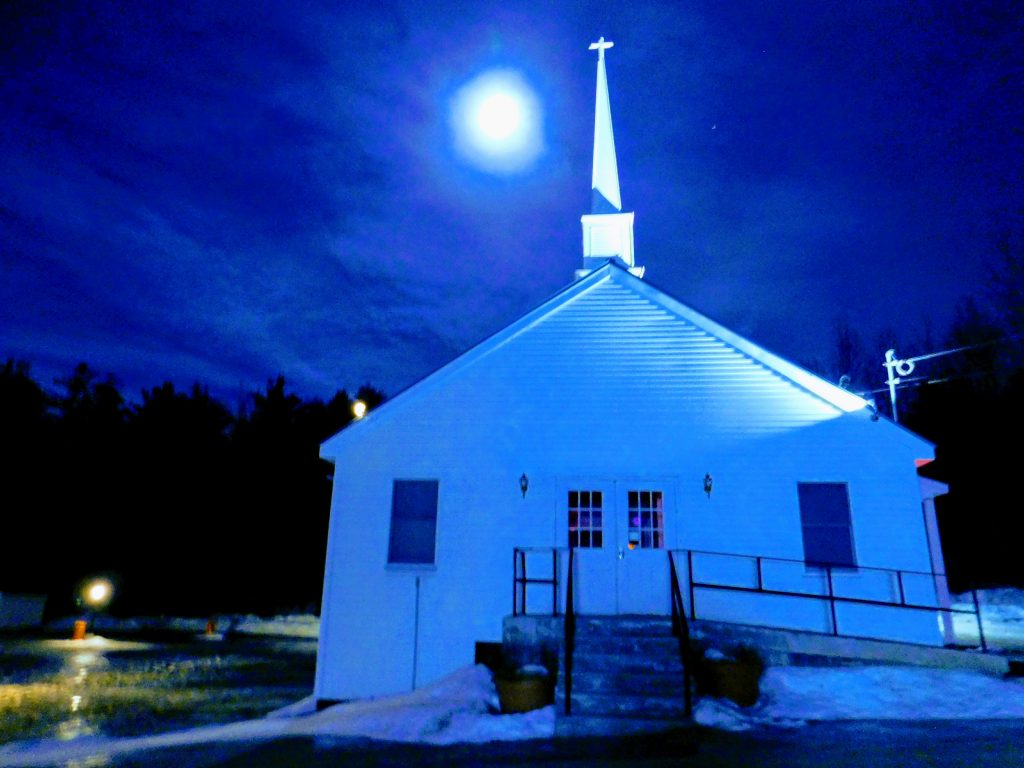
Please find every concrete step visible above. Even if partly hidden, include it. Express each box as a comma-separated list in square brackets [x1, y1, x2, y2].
[556, 616, 691, 724]
[574, 615, 675, 637]
[560, 691, 690, 719]
[561, 669, 686, 696]
[570, 650, 685, 674]
[572, 633, 680, 656]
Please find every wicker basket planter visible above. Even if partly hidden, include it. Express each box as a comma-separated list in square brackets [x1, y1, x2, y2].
[703, 659, 762, 707]
[495, 675, 553, 714]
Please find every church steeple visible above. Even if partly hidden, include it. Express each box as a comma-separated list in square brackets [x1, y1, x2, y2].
[590, 37, 621, 214]
[577, 37, 643, 280]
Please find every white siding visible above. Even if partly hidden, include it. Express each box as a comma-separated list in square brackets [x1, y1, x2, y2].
[316, 268, 938, 701]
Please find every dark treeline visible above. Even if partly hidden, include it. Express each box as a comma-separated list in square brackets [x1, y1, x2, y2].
[0, 361, 384, 618]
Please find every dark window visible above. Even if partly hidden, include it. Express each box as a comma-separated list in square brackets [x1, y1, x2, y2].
[797, 482, 855, 567]
[387, 480, 439, 565]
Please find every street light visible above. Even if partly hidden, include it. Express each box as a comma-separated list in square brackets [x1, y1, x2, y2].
[84, 580, 112, 609]
[73, 578, 114, 640]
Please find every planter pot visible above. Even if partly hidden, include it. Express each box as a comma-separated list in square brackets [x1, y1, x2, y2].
[706, 660, 761, 707]
[495, 677, 552, 714]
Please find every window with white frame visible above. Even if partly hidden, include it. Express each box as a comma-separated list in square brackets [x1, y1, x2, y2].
[627, 490, 664, 549]
[568, 490, 603, 548]
[797, 482, 856, 567]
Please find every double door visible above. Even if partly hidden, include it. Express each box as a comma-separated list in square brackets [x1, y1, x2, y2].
[565, 480, 673, 615]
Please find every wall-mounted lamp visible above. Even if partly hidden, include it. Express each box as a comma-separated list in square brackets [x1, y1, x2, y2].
[519, 473, 529, 498]
[703, 473, 713, 499]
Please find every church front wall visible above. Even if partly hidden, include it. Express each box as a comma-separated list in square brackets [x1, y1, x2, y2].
[316, 390, 938, 702]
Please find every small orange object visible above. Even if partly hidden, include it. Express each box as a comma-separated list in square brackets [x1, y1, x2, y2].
[72, 619, 88, 640]
[205, 619, 216, 635]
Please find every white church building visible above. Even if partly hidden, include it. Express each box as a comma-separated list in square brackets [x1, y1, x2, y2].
[314, 40, 952, 704]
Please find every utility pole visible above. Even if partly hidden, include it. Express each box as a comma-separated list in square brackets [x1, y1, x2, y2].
[883, 343, 991, 422]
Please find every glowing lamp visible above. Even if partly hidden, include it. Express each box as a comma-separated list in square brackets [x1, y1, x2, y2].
[84, 579, 113, 609]
[352, 400, 367, 420]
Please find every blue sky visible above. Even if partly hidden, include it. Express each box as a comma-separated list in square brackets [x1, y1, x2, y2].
[2, 1, 1020, 402]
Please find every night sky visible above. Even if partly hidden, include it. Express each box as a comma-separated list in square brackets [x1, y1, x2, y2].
[2, 1, 1020, 403]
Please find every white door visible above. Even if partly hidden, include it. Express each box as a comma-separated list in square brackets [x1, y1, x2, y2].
[564, 482, 672, 615]
[616, 486, 671, 615]
[566, 484, 617, 615]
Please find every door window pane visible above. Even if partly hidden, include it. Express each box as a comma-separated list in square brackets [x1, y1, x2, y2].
[627, 489, 665, 549]
[569, 489, 603, 549]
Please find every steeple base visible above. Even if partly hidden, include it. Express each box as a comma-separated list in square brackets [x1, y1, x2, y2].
[580, 211, 641, 279]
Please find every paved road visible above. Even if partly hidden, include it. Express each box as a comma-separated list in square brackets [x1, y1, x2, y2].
[106, 720, 1024, 768]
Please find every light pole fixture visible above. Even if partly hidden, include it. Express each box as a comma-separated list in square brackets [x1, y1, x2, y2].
[74, 577, 114, 640]
[519, 473, 529, 498]
[703, 473, 713, 499]
[83, 578, 113, 610]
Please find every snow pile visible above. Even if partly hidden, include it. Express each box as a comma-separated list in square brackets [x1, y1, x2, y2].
[694, 697, 803, 732]
[0, 665, 554, 767]
[44, 613, 321, 639]
[226, 614, 319, 638]
[695, 666, 1024, 731]
[286, 665, 553, 744]
[38, 635, 154, 652]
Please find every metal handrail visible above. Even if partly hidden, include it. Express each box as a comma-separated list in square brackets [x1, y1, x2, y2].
[676, 546, 955, 580]
[512, 547, 562, 617]
[667, 551, 693, 718]
[674, 548, 988, 651]
[510, 546, 990, 654]
[564, 546, 576, 716]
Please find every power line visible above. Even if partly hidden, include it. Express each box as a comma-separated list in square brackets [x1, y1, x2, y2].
[883, 334, 1019, 422]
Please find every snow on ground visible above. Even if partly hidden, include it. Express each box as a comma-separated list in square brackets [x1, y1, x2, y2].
[6, 592, 1020, 761]
[3, 660, 1022, 766]
[696, 665, 1024, 731]
[44, 613, 321, 639]
[37, 635, 155, 652]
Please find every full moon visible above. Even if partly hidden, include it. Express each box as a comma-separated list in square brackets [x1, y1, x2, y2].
[474, 91, 523, 141]
[450, 69, 543, 174]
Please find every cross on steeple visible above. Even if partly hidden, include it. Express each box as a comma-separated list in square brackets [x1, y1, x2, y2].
[589, 36, 614, 60]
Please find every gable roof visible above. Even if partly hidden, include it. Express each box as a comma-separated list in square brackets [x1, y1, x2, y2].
[323, 261, 929, 456]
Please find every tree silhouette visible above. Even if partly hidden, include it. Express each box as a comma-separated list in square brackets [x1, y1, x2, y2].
[905, 300, 1023, 589]
[0, 359, 388, 617]
[0, 360, 54, 592]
